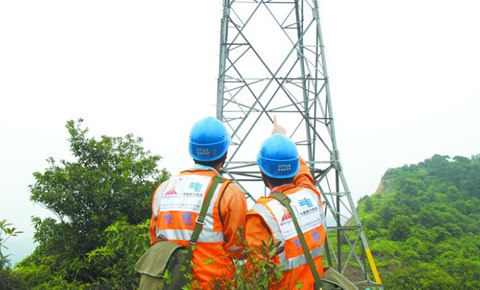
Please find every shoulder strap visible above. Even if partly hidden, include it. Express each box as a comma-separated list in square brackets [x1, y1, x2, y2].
[189, 175, 225, 244]
[271, 191, 324, 289]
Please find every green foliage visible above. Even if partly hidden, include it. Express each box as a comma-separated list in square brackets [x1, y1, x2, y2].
[364, 196, 373, 212]
[86, 220, 150, 288]
[215, 236, 284, 290]
[358, 153, 480, 288]
[30, 119, 169, 242]
[388, 215, 413, 241]
[0, 268, 26, 290]
[14, 119, 169, 287]
[383, 262, 456, 290]
[0, 220, 23, 270]
[0, 220, 24, 289]
[14, 217, 151, 289]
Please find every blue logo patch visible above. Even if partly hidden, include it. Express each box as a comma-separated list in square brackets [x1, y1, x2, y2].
[293, 238, 301, 249]
[163, 214, 173, 225]
[182, 213, 194, 226]
[299, 197, 313, 208]
[188, 182, 202, 192]
[312, 230, 322, 242]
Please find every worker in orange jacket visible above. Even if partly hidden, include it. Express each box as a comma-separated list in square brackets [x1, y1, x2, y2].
[149, 116, 247, 289]
[246, 117, 326, 289]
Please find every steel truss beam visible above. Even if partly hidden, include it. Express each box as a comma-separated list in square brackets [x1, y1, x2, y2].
[216, 1, 382, 288]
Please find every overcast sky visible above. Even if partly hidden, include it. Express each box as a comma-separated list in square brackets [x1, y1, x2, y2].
[1, 0, 479, 262]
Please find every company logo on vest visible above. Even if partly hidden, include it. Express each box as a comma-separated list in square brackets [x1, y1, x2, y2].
[281, 208, 292, 222]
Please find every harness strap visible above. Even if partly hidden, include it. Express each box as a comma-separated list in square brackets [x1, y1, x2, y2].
[189, 175, 225, 245]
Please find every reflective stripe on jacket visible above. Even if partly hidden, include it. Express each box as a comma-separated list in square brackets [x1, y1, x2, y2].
[149, 168, 247, 288]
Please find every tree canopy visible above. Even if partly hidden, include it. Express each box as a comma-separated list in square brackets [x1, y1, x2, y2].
[12, 119, 169, 288]
[358, 154, 480, 289]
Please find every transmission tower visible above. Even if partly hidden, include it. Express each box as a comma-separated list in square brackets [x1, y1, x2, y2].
[216, 0, 382, 288]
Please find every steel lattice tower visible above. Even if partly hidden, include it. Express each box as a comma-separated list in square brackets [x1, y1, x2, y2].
[216, 0, 382, 289]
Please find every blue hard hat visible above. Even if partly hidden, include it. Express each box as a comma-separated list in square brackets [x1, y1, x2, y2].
[189, 117, 231, 162]
[257, 134, 299, 178]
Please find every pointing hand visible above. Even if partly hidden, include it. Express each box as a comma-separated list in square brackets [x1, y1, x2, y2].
[272, 116, 286, 135]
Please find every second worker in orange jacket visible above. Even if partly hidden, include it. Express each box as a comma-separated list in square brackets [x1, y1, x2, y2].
[245, 117, 326, 289]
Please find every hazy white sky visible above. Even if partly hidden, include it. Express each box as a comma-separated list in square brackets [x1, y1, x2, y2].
[1, 0, 479, 261]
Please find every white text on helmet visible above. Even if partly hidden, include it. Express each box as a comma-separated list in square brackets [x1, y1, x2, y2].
[277, 164, 292, 172]
[196, 148, 210, 156]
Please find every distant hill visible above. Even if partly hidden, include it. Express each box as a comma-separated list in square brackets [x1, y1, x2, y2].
[357, 154, 480, 289]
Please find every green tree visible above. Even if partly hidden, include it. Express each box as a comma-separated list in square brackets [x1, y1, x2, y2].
[379, 203, 399, 226]
[384, 262, 456, 290]
[388, 215, 413, 241]
[17, 119, 169, 286]
[364, 196, 373, 212]
[397, 177, 423, 196]
[449, 256, 480, 289]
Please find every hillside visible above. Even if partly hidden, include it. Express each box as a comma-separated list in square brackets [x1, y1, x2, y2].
[357, 154, 480, 289]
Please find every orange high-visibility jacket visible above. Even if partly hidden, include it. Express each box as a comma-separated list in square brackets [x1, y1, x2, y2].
[246, 157, 326, 289]
[149, 167, 247, 288]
